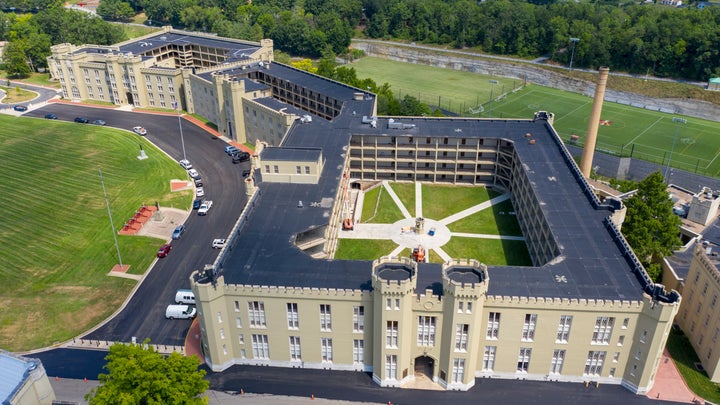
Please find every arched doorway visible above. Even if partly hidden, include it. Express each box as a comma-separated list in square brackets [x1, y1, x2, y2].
[414, 355, 434, 381]
[126, 92, 134, 106]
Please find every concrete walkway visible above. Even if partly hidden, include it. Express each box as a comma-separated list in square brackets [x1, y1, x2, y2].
[383, 181, 412, 219]
[415, 182, 423, 218]
[646, 349, 704, 403]
[439, 193, 510, 225]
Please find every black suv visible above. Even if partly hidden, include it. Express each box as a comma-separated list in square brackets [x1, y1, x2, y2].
[232, 152, 250, 163]
[74, 117, 90, 123]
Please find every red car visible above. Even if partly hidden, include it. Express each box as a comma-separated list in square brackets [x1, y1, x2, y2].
[157, 244, 172, 258]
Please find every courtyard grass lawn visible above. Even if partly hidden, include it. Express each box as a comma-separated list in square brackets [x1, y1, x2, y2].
[447, 200, 522, 235]
[0, 115, 191, 351]
[360, 185, 405, 224]
[422, 185, 499, 220]
[334, 239, 397, 261]
[666, 328, 720, 403]
[442, 237, 532, 266]
[389, 182, 415, 217]
[351, 56, 720, 178]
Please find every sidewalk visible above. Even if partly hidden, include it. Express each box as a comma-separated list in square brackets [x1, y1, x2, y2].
[646, 349, 703, 404]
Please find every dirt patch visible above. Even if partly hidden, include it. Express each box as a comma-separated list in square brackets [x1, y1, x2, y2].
[171, 180, 192, 191]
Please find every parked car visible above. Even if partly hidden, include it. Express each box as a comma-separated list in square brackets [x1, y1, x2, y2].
[165, 304, 196, 320]
[44, 113, 58, 119]
[157, 243, 172, 258]
[224, 145, 240, 155]
[187, 169, 200, 179]
[171, 224, 186, 240]
[232, 152, 250, 163]
[132, 126, 147, 135]
[192, 198, 202, 210]
[74, 117, 90, 123]
[13, 105, 27, 112]
[242, 169, 251, 178]
[198, 200, 213, 215]
[194, 178, 203, 187]
[92, 119, 106, 126]
[196, 187, 205, 198]
[212, 239, 226, 249]
[179, 159, 192, 170]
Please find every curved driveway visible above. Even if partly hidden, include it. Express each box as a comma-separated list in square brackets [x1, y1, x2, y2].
[26, 104, 250, 346]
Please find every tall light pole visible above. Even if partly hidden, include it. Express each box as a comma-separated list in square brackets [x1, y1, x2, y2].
[569, 37, 580, 71]
[99, 166, 123, 268]
[173, 101, 187, 161]
[664, 117, 687, 183]
[488, 79, 498, 118]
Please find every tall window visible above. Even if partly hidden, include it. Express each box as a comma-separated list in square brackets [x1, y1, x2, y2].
[286, 303, 299, 329]
[550, 349, 566, 374]
[592, 317, 615, 344]
[289, 336, 301, 361]
[452, 358, 466, 383]
[386, 321, 399, 348]
[585, 351, 606, 376]
[487, 312, 501, 339]
[248, 301, 266, 328]
[483, 346, 496, 371]
[251, 334, 269, 359]
[557, 315, 573, 343]
[321, 338, 333, 362]
[320, 304, 332, 331]
[353, 339, 364, 364]
[417, 316, 436, 346]
[522, 314, 537, 341]
[353, 306, 364, 333]
[517, 348, 531, 372]
[455, 324, 469, 352]
[385, 355, 397, 379]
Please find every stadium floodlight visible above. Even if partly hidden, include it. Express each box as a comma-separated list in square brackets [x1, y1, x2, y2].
[664, 117, 687, 183]
[569, 38, 580, 71]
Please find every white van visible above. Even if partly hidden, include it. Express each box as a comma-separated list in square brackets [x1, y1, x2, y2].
[165, 304, 196, 320]
[175, 289, 196, 305]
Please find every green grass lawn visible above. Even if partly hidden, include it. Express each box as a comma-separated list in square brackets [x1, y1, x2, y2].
[422, 185, 499, 220]
[0, 72, 61, 88]
[666, 328, 720, 403]
[448, 199, 522, 235]
[350, 56, 720, 178]
[0, 85, 38, 103]
[360, 185, 405, 223]
[350, 57, 519, 114]
[442, 238, 532, 266]
[334, 239, 397, 261]
[388, 182, 415, 217]
[0, 115, 191, 351]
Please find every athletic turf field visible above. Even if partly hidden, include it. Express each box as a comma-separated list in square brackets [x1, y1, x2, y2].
[351, 57, 720, 177]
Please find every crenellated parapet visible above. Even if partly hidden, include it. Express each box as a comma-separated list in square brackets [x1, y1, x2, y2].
[371, 256, 417, 296]
[442, 259, 488, 299]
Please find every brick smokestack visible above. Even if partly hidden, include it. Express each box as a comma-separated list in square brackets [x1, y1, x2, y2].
[580, 67, 610, 178]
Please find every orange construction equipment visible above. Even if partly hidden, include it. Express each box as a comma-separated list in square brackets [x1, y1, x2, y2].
[343, 218, 354, 230]
[412, 245, 425, 262]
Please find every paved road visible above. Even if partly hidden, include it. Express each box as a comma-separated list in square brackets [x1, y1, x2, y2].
[25, 104, 251, 346]
[34, 348, 682, 405]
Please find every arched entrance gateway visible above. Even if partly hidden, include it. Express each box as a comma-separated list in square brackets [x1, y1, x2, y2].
[414, 355, 435, 382]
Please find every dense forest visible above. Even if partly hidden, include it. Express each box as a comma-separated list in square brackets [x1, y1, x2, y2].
[0, 1, 125, 76]
[2, 0, 719, 81]
[103, 0, 720, 81]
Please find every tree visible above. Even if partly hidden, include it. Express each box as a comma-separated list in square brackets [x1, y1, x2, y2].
[86, 341, 209, 405]
[621, 171, 681, 282]
[3, 41, 31, 78]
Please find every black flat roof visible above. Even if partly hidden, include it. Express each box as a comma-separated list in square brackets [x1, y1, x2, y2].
[261, 147, 321, 162]
[214, 59, 649, 302]
[118, 31, 261, 62]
